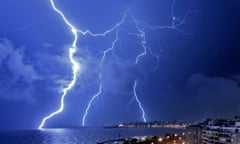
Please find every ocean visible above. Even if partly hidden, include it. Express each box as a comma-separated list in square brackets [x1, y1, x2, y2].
[0, 128, 184, 144]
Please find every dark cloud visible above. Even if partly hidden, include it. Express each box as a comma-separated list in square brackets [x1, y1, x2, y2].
[185, 73, 240, 119]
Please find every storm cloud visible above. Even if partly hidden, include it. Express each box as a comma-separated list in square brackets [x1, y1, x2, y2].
[185, 73, 240, 119]
[0, 38, 40, 103]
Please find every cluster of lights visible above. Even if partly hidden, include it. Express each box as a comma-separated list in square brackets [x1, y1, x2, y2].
[128, 133, 186, 144]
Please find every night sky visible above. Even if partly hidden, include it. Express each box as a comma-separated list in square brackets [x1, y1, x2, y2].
[0, 0, 240, 129]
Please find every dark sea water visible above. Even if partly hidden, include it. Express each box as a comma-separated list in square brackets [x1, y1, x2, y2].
[0, 128, 184, 144]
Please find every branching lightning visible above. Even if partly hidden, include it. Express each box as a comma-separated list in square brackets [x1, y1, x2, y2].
[39, 0, 193, 128]
[127, 0, 193, 122]
[81, 12, 127, 126]
[38, 0, 130, 128]
[38, 0, 80, 129]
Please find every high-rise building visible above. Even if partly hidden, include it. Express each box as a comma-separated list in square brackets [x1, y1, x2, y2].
[186, 118, 240, 144]
[186, 125, 202, 144]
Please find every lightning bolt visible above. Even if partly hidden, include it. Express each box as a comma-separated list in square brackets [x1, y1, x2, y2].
[81, 84, 103, 126]
[38, 0, 193, 128]
[127, 15, 149, 122]
[38, 0, 80, 129]
[133, 80, 147, 122]
[81, 0, 193, 125]
[81, 12, 127, 126]
[38, 0, 129, 128]
[128, 0, 193, 122]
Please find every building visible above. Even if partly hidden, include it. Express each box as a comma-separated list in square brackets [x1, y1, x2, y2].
[186, 125, 202, 144]
[201, 126, 233, 144]
[201, 119, 240, 144]
[232, 133, 240, 143]
[187, 118, 240, 144]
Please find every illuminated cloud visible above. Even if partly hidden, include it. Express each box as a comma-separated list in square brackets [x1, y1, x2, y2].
[0, 38, 40, 103]
[0, 38, 40, 82]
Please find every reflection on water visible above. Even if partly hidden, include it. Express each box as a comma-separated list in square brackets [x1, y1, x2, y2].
[0, 128, 184, 144]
